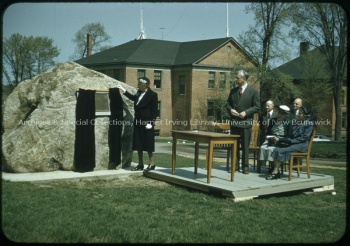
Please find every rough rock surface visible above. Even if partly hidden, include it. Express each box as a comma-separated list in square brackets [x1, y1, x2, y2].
[2, 62, 137, 173]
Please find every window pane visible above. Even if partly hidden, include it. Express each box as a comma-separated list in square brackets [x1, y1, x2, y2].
[342, 112, 347, 128]
[179, 76, 185, 95]
[137, 69, 145, 78]
[154, 70, 161, 88]
[208, 72, 215, 88]
[219, 72, 226, 89]
[114, 69, 120, 80]
[229, 80, 234, 88]
[207, 101, 214, 116]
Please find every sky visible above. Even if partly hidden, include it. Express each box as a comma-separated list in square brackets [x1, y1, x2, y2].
[2, 1, 260, 64]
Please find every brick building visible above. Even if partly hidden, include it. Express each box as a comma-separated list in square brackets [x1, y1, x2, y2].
[274, 42, 347, 140]
[76, 37, 259, 136]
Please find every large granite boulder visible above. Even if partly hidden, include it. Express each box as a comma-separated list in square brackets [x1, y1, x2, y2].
[2, 62, 137, 173]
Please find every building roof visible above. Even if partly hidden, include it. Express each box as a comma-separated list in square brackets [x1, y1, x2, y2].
[273, 45, 347, 80]
[174, 37, 233, 65]
[75, 39, 179, 66]
[75, 37, 258, 67]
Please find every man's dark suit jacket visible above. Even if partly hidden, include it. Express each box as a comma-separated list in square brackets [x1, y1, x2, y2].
[290, 109, 299, 120]
[258, 109, 279, 146]
[124, 89, 158, 126]
[226, 85, 260, 128]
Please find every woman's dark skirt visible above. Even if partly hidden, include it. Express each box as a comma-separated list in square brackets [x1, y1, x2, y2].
[270, 146, 294, 162]
[132, 125, 155, 152]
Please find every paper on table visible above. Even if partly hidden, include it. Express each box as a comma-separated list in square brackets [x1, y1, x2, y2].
[266, 135, 276, 139]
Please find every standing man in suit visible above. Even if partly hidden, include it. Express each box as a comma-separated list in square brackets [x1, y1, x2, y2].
[117, 77, 158, 171]
[226, 70, 260, 174]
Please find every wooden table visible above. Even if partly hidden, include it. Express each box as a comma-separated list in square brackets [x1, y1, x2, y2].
[171, 130, 239, 183]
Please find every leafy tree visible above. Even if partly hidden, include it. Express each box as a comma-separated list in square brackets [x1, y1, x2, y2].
[260, 70, 301, 106]
[238, 2, 298, 108]
[238, 2, 295, 71]
[290, 3, 347, 140]
[194, 85, 231, 132]
[29, 37, 60, 75]
[71, 22, 111, 60]
[2, 33, 60, 89]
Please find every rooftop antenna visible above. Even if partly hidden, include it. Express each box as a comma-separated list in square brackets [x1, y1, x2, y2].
[226, 3, 229, 37]
[160, 27, 165, 39]
[136, 3, 146, 40]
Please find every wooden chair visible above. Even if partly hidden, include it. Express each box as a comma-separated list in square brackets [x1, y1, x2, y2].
[248, 124, 260, 170]
[207, 122, 231, 171]
[283, 129, 316, 181]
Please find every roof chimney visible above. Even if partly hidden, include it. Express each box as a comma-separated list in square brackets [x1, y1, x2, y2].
[300, 41, 309, 56]
[87, 34, 92, 56]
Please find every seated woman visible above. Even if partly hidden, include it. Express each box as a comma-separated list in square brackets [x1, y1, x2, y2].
[258, 105, 291, 171]
[266, 106, 314, 180]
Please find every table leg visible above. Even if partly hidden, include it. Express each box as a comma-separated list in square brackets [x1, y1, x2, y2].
[231, 140, 237, 182]
[172, 135, 176, 175]
[207, 141, 214, 183]
[194, 141, 199, 174]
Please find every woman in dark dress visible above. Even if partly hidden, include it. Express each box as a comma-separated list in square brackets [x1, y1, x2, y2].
[117, 77, 158, 171]
[266, 106, 314, 180]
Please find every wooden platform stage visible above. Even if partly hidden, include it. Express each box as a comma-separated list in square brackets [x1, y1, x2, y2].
[143, 165, 335, 202]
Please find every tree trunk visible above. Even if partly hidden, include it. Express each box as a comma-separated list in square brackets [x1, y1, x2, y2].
[333, 78, 343, 141]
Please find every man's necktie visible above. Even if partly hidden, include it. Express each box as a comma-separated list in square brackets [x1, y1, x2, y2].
[239, 87, 243, 97]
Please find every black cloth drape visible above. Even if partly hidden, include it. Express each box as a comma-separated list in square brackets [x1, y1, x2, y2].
[108, 88, 123, 169]
[74, 89, 96, 172]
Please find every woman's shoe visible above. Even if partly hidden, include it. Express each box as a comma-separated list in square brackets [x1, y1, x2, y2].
[131, 164, 144, 171]
[266, 172, 280, 180]
[145, 165, 156, 171]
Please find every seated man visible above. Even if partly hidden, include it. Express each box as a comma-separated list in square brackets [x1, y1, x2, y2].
[258, 100, 278, 146]
[258, 105, 291, 172]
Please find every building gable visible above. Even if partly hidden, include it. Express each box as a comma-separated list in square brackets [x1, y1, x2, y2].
[197, 40, 254, 68]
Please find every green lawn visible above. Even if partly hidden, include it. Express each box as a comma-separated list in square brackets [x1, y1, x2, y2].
[311, 141, 347, 159]
[2, 159, 346, 243]
[156, 138, 347, 160]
